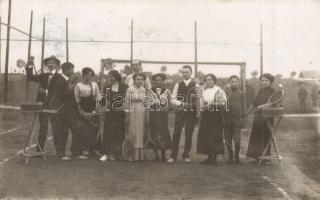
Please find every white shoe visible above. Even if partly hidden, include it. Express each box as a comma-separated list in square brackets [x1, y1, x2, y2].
[76, 155, 88, 160]
[167, 158, 175, 163]
[61, 156, 71, 161]
[99, 155, 108, 162]
[184, 158, 191, 163]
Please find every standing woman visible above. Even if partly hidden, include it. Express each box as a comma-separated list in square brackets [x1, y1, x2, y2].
[100, 70, 128, 162]
[124, 73, 147, 161]
[244, 73, 275, 164]
[74, 67, 101, 159]
[196, 74, 227, 164]
[149, 73, 172, 162]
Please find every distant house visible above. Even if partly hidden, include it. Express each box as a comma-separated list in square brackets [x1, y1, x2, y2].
[299, 70, 320, 79]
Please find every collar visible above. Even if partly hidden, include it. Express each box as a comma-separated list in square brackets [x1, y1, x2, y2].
[60, 73, 69, 81]
[183, 78, 192, 86]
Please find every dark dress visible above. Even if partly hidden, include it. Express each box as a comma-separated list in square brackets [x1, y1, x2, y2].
[149, 87, 171, 150]
[102, 83, 128, 156]
[246, 86, 275, 159]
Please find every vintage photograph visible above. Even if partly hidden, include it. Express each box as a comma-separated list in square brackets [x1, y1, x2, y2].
[0, 0, 319, 199]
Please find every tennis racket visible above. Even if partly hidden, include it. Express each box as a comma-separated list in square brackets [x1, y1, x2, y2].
[257, 89, 284, 109]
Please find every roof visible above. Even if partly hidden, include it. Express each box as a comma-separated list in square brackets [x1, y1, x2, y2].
[299, 70, 320, 79]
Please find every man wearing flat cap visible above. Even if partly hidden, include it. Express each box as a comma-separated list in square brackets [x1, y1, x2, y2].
[125, 59, 151, 89]
[25, 55, 60, 153]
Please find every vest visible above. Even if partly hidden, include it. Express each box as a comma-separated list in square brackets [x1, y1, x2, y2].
[177, 81, 196, 111]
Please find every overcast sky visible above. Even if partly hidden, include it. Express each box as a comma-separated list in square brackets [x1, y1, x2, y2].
[1, 0, 319, 77]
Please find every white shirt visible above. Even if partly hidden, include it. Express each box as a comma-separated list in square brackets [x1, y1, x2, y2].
[111, 82, 119, 92]
[201, 85, 227, 107]
[171, 78, 193, 106]
[74, 82, 101, 103]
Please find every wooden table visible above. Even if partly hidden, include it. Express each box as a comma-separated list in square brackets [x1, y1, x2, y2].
[0, 104, 58, 164]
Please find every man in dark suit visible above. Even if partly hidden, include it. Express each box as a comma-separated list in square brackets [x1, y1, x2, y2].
[48, 62, 77, 160]
[25, 55, 60, 152]
[167, 65, 201, 163]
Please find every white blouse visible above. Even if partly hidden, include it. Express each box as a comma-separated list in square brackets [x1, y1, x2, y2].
[202, 85, 227, 106]
[74, 82, 101, 103]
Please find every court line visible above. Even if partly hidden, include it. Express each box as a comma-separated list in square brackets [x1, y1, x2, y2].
[0, 125, 27, 136]
[260, 174, 294, 200]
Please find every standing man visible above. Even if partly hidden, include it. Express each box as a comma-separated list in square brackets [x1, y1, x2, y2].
[167, 65, 200, 163]
[298, 83, 308, 113]
[48, 62, 76, 160]
[25, 55, 60, 152]
[125, 59, 151, 89]
[224, 75, 245, 164]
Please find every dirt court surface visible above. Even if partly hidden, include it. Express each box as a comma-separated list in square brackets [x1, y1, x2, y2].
[0, 113, 320, 199]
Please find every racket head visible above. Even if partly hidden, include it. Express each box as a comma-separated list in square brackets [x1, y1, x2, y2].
[268, 89, 285, 105]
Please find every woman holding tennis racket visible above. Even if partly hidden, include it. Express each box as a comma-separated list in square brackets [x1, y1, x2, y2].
[244, 73, 275, 164]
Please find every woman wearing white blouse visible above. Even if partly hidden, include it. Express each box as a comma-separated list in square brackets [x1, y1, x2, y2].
[196, 74, 227, 164]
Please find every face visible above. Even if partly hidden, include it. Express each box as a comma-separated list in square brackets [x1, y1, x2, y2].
[132, 64, 141, 73]
[64, 67, 74, 77]
[83, 71, 93, 82]
[205, 76, 215, 88]
[153, 76, 164, 88]
[230, 77, 240, 89]
[108, 74, 116, 85]
[181, 68, 192, 80]
[134, 75, 145, 87]
[47, 60, 57, 71]
[261, 77, 272, 88]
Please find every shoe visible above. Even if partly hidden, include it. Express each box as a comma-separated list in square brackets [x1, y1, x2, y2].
[76, 155, 88, 160]
[61, 156, 71, 161]
[99, 155, 108, 162]
[183, 158, 191, 163]
[167, 158, 175, 163]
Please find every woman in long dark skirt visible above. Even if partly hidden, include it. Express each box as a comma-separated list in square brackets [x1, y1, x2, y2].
[244, 73, 275, 164]
[100, 70, 128, 162]
[197, 74, 227, 164]
[74, 67, 101, 159]
[149, 73, 172, 162]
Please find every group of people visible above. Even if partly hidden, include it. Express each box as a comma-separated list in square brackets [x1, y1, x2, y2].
[26, 56, 277, 165]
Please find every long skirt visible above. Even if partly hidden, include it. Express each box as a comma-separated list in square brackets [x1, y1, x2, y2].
[150, 110, 171, 150]
[246, 113, 272, 159]
[102, 110, 125, 156]
[196, 110, 224, 155]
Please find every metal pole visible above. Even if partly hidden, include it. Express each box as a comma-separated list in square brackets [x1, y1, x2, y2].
[40, 18, 46, 73]
[194, 21, 198, 77]
[66, 18, 69, 62]
[25, 10, 33, 101]
[130, 19, 133, 64]
[0, 17, 2, 74]
[259, 23, 263, 76]
[4, 0, 12, 104]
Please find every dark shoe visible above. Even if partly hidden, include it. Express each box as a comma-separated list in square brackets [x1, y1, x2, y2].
[153, 154, 160, 161]
[161, 156, 167, 162]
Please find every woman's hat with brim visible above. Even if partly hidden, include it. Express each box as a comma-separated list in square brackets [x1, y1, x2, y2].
[43, 55, 61, 66]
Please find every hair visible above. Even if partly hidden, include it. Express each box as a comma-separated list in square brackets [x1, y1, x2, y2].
[82, 67, 95, 77]
[182, 65, 192, 73]
[61, 62, 75, 72]
[204, 73, 217, 84]
[133, 73, 146, 81]
[152, 73, 166, 81]
[108, 70, 121, 82]
[260, 73, 275, 84]
[229, 75, 240, 81]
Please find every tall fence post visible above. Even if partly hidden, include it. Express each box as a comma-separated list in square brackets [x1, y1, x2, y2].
[66, 18, 69, 62]
[4, 0, 12, 104]
[25, 10, 33, 101]
[130, 19, 133, 64]
[40, 18, 46, 73]
[194, 21, 198, 77]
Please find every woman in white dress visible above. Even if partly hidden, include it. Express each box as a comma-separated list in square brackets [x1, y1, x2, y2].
[124, 73, 147, 161]
[196, 74, 227, 164]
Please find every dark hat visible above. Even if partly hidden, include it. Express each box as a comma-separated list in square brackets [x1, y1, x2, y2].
[152, 73, 166, 81]
[61, 62, 75, 71]
[43, 55, 60, 66]
[260, 73, 275, 83]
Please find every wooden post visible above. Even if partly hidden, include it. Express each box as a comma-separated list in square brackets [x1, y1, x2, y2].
[25, 10, 33, 101]
[194, 21, 198, 77]
[130, 19, 133, 64]
[4, 0, 12, 104]
[259, 23, 263, 76]
[66, 18, 69, 62]
[40, 18, 46, 73]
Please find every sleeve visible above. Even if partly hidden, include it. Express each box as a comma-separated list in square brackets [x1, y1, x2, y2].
[74, 84, 81, 103]
[215, 88, 227, 105]
[94, 82, 102, 101]
[170, 83, 182, 106]
[145, 76, 152, 90]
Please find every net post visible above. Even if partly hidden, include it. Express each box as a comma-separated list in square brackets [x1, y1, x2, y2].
[25, 10, 33, 101]
[40, 18, 46, 73]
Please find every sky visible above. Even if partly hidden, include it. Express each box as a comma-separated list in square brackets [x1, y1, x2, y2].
[0, 0, 320, 77]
